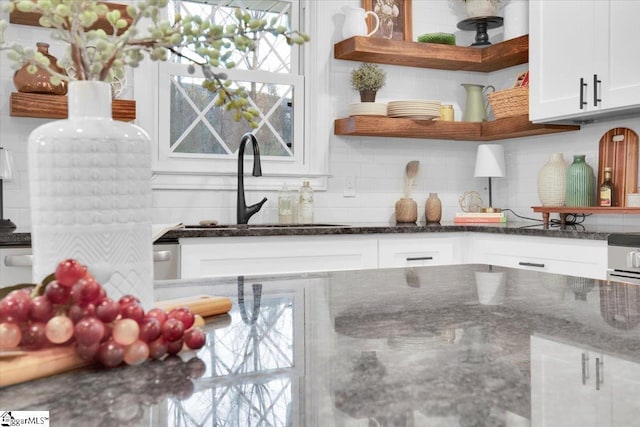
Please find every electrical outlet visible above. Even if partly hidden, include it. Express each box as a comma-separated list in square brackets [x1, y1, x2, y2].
[344, 176, 356, 197]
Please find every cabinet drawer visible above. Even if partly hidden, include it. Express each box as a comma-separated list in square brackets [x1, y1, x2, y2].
[1, 248, 33, 287]
[470, 234, 606, 279]
[180, 235, 378, 279]
[378, 234, 461, 268]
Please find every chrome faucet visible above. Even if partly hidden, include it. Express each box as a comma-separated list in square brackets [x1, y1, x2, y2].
[237, 133, 267, 224]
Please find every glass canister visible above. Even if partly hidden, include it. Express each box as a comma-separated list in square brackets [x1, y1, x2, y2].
[565, 155, 595, 207]
[13, 42, 68, 95]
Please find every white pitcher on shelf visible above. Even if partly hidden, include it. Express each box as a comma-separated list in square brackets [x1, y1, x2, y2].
[341, 6, 380, 40]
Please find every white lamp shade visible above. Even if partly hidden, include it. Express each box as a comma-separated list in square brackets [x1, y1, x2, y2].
[474, 144, 506, 178]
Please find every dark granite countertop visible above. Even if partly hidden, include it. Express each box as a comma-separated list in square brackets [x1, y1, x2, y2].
[1, 265, 638, 426]
[2, 221, 635, 247]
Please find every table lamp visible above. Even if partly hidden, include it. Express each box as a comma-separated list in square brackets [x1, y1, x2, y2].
[0, 147, 16, 230]
[473, 144, 505, 213]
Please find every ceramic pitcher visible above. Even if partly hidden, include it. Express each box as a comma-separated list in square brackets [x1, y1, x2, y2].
[341, 6, 380, 39]
[461, 83, 495, 122]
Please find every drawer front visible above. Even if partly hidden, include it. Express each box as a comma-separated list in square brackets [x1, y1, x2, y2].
[471, 235, 607, 279]
[180, 236, 378, 279]
[1, 248, 33, 287]
[378, 237, 458, 268]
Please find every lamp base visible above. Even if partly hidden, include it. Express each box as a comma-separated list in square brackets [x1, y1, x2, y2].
[0, 218, 17, 230]
[481, 207, 502, 213]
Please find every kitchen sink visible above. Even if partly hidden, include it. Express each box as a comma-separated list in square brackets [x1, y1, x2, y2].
[184, 223, 346, 229]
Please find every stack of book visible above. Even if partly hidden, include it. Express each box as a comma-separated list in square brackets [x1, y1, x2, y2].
[454, 212, 506, 223]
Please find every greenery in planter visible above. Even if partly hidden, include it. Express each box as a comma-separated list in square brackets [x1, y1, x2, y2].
[0, 0, 309, 127]
[350, 63, 386, 92]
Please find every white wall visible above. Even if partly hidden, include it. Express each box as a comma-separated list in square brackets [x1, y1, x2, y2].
[1, 0, 639, 228]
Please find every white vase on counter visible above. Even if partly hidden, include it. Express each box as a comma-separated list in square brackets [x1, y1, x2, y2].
[27, 81, 154, 308]
[537, 153, 567, 207]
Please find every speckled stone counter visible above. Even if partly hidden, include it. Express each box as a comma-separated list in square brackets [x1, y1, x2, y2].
[1, 265, 639, 426]
[1, 221, 635, 247]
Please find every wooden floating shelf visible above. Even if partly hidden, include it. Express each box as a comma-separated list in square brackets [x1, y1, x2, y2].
[334, 115, 579, 141]
[10, 92, 136, 122]
[334, 34, 529, 72]
[532, 206, 640, 226]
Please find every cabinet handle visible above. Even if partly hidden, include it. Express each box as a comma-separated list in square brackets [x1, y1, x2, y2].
[581, 352, 589, 385]
[406, 256, 433, 261]
[593, 74, 601, 106]
[595, 357, 603, 391]
[4, 254, 33, 267]
[153, 250, 172, 263]
[579, 77, 587, 109]
[518, 261, 545, 268]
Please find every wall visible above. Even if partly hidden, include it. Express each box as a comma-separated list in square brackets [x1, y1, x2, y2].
[1, 0, 639, 229]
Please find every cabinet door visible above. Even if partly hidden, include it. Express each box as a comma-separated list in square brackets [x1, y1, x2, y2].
[0, 248, 33, 287]
[606, 354, 640, 426]
[377, 234, 461, 268]
[180, 235, 378, 279]
[531, 336, 610, 427]
[529, 0, 596, 122]
[597, 0, 640, 112]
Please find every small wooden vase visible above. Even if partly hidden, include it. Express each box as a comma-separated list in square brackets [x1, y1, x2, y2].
[425, 193, 442, 223]
[395, 198, 417, 223]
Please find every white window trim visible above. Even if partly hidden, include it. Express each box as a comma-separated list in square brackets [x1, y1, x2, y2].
[133, 0, 329, 191]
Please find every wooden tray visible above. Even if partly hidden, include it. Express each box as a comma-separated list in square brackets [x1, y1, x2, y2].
[0, 295, 232, 387]
[597, 128, 639, 207]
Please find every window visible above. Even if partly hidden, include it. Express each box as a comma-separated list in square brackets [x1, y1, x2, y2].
[135, 0, 328, 190]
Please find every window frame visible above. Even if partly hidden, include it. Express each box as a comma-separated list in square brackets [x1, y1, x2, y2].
[133, 0, 329, 191]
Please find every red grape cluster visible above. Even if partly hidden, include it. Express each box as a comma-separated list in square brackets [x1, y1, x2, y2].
[0, 259, 206, 367]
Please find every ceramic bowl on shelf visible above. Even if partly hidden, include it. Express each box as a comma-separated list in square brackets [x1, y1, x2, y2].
[348, 102, 387, 116]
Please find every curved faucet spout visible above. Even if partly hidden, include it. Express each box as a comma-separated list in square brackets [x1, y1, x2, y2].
[237, 133, 267, 224]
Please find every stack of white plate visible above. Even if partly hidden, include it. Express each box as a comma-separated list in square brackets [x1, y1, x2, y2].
[387, 100, 441, 120]
[348, 102, 388, 117]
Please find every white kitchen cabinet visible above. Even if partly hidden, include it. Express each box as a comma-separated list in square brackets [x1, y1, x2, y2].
[377, 233, 463, 268]
[529, 0, 640, 122]
[531, 335, 640, 427]
[467, 233, 607, 279]
[0, 247, 33, 287]
[179, 235, 378, 279]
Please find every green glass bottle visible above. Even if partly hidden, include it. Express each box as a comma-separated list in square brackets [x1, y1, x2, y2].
[565, 155, 595, 207]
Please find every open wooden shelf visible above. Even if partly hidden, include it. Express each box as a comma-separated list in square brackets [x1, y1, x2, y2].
[334, 34, 529, 72]
[10, 92, 136, 122]
[334, 115, 579, 141]
[532, 206, 640, 226]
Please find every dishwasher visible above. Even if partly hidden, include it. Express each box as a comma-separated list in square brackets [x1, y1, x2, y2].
[1, 243, 180, 286]
[608, 233, 640, 285]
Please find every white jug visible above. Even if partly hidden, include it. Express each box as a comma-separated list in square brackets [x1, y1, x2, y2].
[341, 6, 380, 39]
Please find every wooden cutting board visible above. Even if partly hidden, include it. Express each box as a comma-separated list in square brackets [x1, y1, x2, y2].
[0, 295, 232, 387]
[597, 128, 639, 207]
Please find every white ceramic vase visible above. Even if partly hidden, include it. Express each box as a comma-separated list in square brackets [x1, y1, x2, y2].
[537, 153, 567, 207]
[465, 0, 498, 18]
[28, 81, 154, 308]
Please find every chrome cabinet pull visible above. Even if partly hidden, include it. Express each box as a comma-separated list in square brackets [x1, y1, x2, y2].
[595, 357, 603, 391]
[579, 77, 587, 109]
[519, 261, 545, 268]
[593, 74, 601, 106]
[406, 256, 433, 261]
[581, 352, 589, 385]
[153, 250, 172, 262]
[4, 254, 33, 267]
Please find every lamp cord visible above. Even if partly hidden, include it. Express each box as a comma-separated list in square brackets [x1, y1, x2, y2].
[501, 208, 590, 229]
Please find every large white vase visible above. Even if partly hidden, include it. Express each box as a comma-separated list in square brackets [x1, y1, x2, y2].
[28, 81, 154, 307]
[537, 153, 567, 207]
